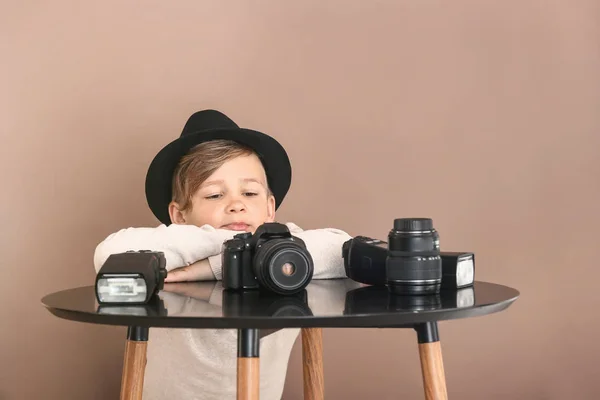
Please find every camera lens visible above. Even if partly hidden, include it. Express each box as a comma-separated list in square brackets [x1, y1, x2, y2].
[281, 262, 296, 276]
[386, 218, 442, 295]
[253, 240, 314, 295]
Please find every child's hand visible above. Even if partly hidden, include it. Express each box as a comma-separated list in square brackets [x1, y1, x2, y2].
[164, 259, 215, 282]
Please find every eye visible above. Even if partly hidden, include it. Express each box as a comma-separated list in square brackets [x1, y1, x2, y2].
[204, 193, 222, 200]
[244, 192, 258, 197]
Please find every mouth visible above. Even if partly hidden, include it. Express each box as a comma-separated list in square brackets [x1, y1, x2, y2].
[222, 222, 251, 231]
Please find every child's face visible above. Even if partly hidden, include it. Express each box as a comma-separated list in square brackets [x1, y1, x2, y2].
[169, 153, 276, 233]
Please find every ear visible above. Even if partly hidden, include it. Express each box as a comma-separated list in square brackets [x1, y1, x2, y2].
[168, 201, 187, 225]
[266, 194, 276, 222]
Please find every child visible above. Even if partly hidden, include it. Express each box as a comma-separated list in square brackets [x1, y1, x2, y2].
[93, 109, 352, 400]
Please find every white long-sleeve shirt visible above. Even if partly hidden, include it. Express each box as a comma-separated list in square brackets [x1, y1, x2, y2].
[93, 222, 352, 400]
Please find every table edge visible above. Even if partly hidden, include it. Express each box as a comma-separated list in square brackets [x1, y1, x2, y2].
[42, 293, 519, 329]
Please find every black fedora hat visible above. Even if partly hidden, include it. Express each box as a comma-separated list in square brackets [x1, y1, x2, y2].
[145, 109, 292, 225]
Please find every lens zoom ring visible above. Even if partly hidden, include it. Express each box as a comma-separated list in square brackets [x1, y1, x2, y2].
[386, 256, 442, 281]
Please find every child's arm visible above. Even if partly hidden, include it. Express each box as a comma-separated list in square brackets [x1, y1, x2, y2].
[286, 223, 351, 279]
[164, 259, 216, 282]
[93, 224, 237, 274]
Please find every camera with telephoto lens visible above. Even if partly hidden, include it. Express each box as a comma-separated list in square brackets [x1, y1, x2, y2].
[342, 218, 475, 295]
[95, 250, 167, 305]
[222, 222, 315, 295]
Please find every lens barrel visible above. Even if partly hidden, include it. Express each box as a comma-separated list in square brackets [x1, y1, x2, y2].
[386, 218, 442, 295]
[253, 240, 314, 295]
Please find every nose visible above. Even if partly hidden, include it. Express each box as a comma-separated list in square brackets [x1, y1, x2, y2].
[226, 198, 246, 213]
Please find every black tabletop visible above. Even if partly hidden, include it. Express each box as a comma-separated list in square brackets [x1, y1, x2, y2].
[41, 279, 519, 329]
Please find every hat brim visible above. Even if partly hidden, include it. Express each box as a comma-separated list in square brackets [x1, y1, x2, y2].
[145, 127, 292, 225]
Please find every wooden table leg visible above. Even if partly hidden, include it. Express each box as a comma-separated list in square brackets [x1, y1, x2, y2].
[301, 328, 324, 400]
[237, 328, 259, 400]
[120, 326, 149, 400]
[415, 322, 448, 400]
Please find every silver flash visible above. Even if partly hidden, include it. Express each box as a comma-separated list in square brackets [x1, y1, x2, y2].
[440, 252, 475, 289]
[96, 274, 148, 303]
[455, 256, 474, 287]
[94, 250, 167, 305]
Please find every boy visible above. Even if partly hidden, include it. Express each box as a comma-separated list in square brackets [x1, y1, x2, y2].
[93, 109, 352, 399]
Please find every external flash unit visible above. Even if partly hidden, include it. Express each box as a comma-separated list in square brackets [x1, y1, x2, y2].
[439, 251, 475, 290]
[95, 250, 167, 305]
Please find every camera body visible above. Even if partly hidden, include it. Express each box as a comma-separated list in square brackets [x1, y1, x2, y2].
[222, 222, 315, 295]
[342, 236, 389, 286]
[342, 233, 475, 291]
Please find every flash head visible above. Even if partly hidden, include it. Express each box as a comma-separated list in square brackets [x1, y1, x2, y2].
[95, 250, 167, 305]
[440, 252, 475, 289]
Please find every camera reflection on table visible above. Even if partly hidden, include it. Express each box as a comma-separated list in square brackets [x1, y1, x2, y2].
[344, 285, 476, 315]
[221, 289, 313, 318]
[95, 279, 475, 321]
[160, 279, 363, 317]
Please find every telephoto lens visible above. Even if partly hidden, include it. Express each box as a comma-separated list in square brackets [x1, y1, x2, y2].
[385, 218, 442, 295]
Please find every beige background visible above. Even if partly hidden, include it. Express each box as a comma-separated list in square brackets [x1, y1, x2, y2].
[2, 1, 599, 399]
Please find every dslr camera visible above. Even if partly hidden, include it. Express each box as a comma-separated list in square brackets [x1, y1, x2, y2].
[222, 222, 314, 295]
[342, 218, 475, 295]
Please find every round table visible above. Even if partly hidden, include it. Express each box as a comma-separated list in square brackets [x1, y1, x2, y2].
[41, 279, 519, 400]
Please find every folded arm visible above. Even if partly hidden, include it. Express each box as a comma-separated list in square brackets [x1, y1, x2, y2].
[93, 224, 237, 274]
[287, 223, 352, 280]
[93, 222, 352, 281]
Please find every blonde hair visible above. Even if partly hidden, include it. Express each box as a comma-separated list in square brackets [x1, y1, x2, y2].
[171, 139, 267, 213]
